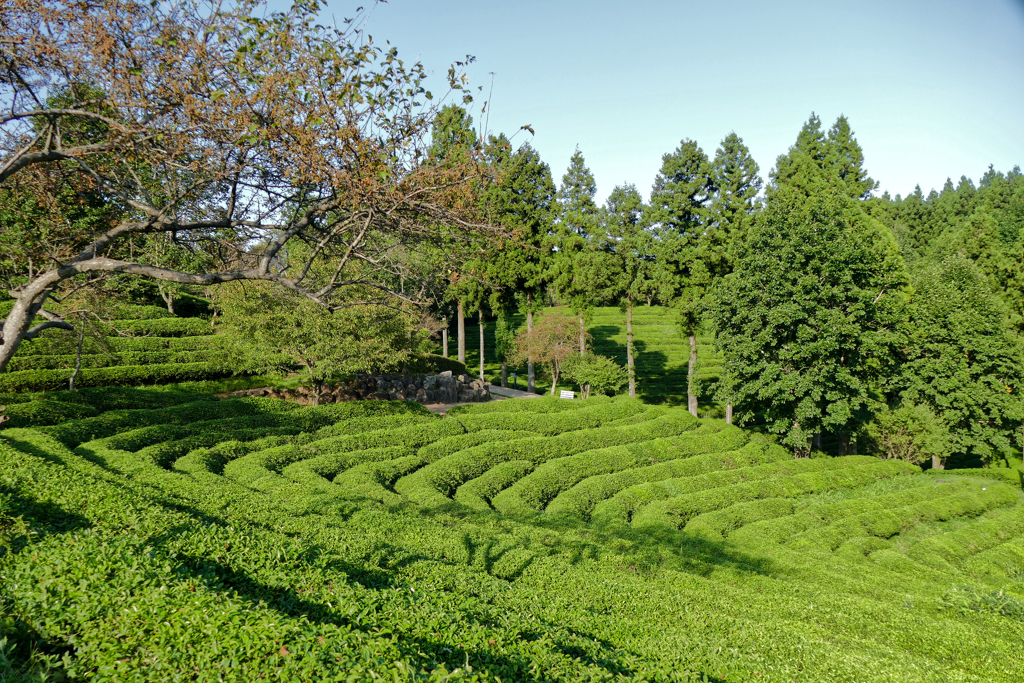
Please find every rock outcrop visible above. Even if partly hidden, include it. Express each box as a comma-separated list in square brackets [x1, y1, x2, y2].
[223, 372, 490, 406]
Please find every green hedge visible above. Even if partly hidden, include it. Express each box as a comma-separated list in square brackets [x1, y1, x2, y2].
[928, 467, 1023, 486]
[0, 361, 234, 393]
[454, 460, 535, 511]
[906, 504, 1024, 571]
[7, 349, 217, 371]
[630, 459, 919, 530]
[396, 405, 691, 509]
[14, 334, 225, 356]
[544, 424, 756, 520]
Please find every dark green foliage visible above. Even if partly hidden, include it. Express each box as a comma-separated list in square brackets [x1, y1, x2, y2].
[895, 256, 1024, 465]
[0, 362, 232, 393]
[711, 182, 908, 450]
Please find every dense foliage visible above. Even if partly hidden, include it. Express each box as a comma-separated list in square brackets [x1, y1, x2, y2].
[3, 388, 1024, 681]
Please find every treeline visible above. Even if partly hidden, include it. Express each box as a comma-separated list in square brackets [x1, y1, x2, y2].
[438, 108, 1024, 468]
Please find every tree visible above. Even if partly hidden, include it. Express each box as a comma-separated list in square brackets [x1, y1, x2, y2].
[826, 115, 877, 200]
[552, 147, 602, 354]
[219, 282, 415, 404]
[562, 352, 628, 399]
[862, 403, 950, 465]
[601, 183, 655, 398]
[646, 138, 715, 415]
[509, 309, 581, 396]
[708, 133, 762, 419]
[480, 140, 557, 393]
[0, 0, 493, 372]
[894, 256, 1024, 468]
[710, 181, 908, 454]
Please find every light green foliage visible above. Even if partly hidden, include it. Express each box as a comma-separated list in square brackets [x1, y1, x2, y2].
[4, 387, 1024, 680]
[863, 402, 951, 464]
[561, 351, 628, 398]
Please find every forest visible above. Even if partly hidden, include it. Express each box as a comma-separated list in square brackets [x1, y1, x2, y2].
[3, 1, 1024, 681]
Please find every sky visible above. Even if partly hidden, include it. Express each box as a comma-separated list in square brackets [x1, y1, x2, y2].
[304, 0, 1024, 204]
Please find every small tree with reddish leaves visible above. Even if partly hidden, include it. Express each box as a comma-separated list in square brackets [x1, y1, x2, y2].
[510, 309, 585, 395]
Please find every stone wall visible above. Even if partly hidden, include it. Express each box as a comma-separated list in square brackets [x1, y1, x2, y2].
[226, 371, 490, 405]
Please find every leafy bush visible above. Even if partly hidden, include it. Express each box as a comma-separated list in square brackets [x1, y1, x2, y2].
[0, 362, 233, 393]
[862, 402, 950, 464]
[561, 352, 628, 398]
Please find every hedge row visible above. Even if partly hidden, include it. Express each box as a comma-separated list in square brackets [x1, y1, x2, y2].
[0, 361, 233, 393]
[395, 407, 696, 509]
[14, 334, 224, 356]
[39, 396, 297, 447]
[279, 445, 414, 492]
[7, 349, 216, 371]
[784, 483, 1019, 552]
[106, 317, 213, 337]
[906, 504, 1024, 571]
[928, 468, 1023, 486]
[696, 477, 954, 541]
[333, 454, 426, 506]
[446, 394, 601, 416]
[630, 459, 918, 530]
[454, 460, 536, 511]
[545, 425, 757, 520]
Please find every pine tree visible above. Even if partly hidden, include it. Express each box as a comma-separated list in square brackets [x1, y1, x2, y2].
[826, 115, 877, 199]
[552, 147, 602, 354]
[647, 138, 716, 416]
[601, 183, 656, 398]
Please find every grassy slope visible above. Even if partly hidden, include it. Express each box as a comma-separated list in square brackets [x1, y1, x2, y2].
[3, 391, 1024, 681]
[454, 305, 723, 410]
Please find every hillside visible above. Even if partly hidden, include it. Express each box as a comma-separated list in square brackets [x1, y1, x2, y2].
[456, 306, 723, 411]
[3, 391, 1023, 681]
[0, 302, 231, 394]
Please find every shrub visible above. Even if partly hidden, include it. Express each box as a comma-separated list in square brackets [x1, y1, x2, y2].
[561, 352, 628, 398]
[0, 362, 233, 393]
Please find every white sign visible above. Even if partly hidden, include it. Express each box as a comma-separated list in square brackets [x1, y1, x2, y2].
[559, 390, 575, 400]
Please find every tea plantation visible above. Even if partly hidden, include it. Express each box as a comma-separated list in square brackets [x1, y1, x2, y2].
[0, 302, 231, 395]
[461, 305, 722, 409]
[3, 390, 1023, 682]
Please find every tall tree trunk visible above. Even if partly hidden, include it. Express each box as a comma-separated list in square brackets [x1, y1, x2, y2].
[550, 366, 558, 396]
[579, 315, 586, 355]
[501, 361, 508, 388]
[813, 433, 822, 451]
[442, 325, 448, 358]
[726, 403, 733, 425]
[932, 453, 944, 470]
[838, 433, 849, 457]
[457, 299, 466, 365]
[526, 298, 535, 393]
[687, 335, 698, 417]
[157, 284, 175, 315]
[0, 292, 73, 373]
[478, 309, 485, 381]
[851, 436, 858, 455]
[626, 301, 635, 399]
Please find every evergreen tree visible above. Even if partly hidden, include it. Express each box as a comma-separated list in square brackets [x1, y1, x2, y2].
[712, 141, 907, 452]
[429, 105, 478, 364]
[769, 113, 830, 197]
[647, 137, 716, 415]
[552, 147, 602, 353]
[826, 115, 877, 200]
[482, 138, 557, 392]
[708, 132, 762, 277]
[895, 256, 1024, 468]
[601, 183, 656, 398]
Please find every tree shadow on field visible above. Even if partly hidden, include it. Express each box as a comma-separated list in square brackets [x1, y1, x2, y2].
[510, 508, 777, 579]
[0, 484, 92, 557]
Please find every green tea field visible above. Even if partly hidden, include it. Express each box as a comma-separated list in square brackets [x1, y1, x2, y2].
[459, 305, 723, 410]
[3, 391, 1022, 682]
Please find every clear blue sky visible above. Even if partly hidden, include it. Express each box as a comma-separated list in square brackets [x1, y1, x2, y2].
[314, 0, 1024, 204]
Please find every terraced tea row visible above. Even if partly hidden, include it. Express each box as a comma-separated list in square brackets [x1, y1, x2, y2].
[3, 392, 1024, 680]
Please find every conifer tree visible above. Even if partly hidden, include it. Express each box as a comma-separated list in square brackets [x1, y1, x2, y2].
[552, 147, 602, 354]
[601, 183, 656, 398]
[826, 115, 877, 200]
[712, 120, 908, 452]
[647, 138, 715, 415]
